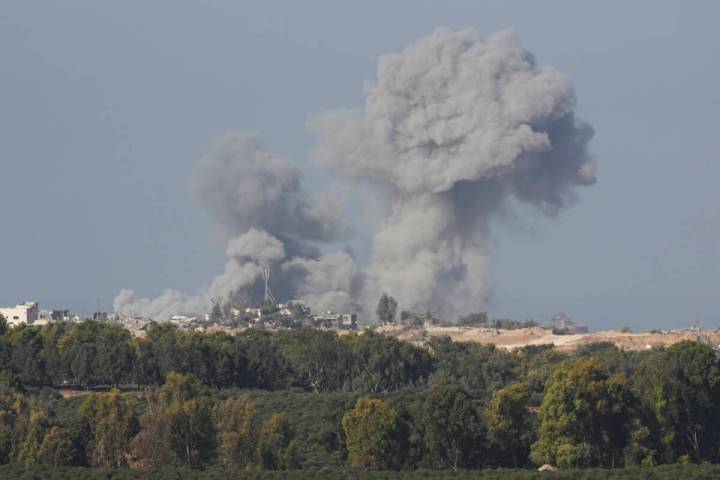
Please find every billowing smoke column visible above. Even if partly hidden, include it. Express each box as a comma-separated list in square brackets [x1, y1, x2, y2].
[115, 28, 595, 323]
[310, 29, 595, 320]
[114, 133, 357, 320]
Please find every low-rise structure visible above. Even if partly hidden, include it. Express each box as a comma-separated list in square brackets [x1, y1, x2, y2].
[549, 312, 589, 334]
[0, 302, 39, 326]
[311, 311, 357, 330]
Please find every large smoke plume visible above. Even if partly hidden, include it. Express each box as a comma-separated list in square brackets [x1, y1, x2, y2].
[115, 28, 595, 322]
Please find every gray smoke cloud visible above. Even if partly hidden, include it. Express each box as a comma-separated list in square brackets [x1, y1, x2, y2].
[191, 132, 348, 245]
[309, 28, 595, 320]
[115, 134, 357, 320]
[115, 28, 595, 323]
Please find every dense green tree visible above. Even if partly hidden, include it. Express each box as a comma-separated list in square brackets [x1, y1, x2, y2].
[128, 390, 172, 469]
[415, 381, 484, 470]
[277, 329, 351, 392]
[14, 402, 51, 467]
[80, 390, 138, 468]
[144, 323, 183, 380]
[203, 333, 248, 388]
[256, 413, 298, 470]
[343, 331, 432, 393]
[458, 312, 489, 326]
[37, 426, 76, 467]
[6, 325, 46, 385]
[60, 321, 102, 387]
[94, 324, 132, 386]
[342, 397, 401, 470]
[428, 336, 518, 396]
[237, 330, 293, 390]
[129, 337, 161, 387]
[160, 372, 215, 467]
[39, 322, 67, 385]
[215, 394, 256, 470]
[376, 293, 397, 325]
[636, 341, 720, 463]
[531, 358, 635, 468]
[485, 382, 533, 467]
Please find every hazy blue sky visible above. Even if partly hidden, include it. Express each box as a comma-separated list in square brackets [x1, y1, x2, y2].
[1, 1, 718, 329]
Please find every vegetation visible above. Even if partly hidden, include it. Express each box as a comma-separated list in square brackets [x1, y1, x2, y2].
[1, 319, 720, 476]
[458, 312, 538, 330]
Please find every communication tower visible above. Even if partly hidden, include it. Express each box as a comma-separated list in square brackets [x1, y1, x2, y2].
[263, 266, 276, 304]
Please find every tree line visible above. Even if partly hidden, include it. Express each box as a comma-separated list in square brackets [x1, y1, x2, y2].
[1, 315, 720, 473]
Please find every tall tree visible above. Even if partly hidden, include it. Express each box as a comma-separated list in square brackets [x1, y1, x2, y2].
[39, 322, 67, 385]
[37, 426, 76, 467]
[416, 380, 484, 470]
[256, 413, 297, 470]
[531, 358, 635, 468]
[80, 390, 138, 468]
[160, 372, 215, 467]
[485, 382, 533, 467]
[128, 390, 172, 469]
[215, 395, 256, 470]
[376, 293, 397, 325]
[14, 400, 51, 467]
[60, 320, 103, 387]
[7, 325, 46, 385]
[342, 397, 401, 470]
[343, 331, 432, 393]
[277, 329, 351, 392]
[94, 324, 132, 387]
[637, 341, 720, 463]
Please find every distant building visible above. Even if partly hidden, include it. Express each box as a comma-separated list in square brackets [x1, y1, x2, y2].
[51, 309, 71, 321]
[0, 302, 39, 326]
[549, 312, 589, 334]
[311, 311, 357, 330]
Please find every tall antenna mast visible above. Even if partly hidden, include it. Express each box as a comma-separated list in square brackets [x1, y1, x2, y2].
[263, 266, 276, 304]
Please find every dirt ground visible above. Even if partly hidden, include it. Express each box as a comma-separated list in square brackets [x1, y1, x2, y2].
[374, 324, 720, 351]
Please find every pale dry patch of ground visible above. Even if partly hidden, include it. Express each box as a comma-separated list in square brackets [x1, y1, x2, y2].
[373, 325, 720, 351]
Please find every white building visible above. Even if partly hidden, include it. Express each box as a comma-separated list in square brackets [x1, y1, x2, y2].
[0, 302, 39, 326]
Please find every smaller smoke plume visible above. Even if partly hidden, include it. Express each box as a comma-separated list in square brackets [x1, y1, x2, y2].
[115, 134, 357, 321]
[192, 132, 348, 245]
[282, 252, 358, 313]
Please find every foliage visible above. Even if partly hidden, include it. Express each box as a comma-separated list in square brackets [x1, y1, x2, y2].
[635, 341, 720, 463]
[342, 397, 401, 470]
[414, 381, 484, 469]
[128, 390, 171, 469]
[159, 373, 215, 467]
[530, 358, 635, 468]
[256, 413, 298, 470]
[3, 319, 720, 475]
[485, 383, 533, 467]
[80, 391, 138, 468]
[376, 293, 398, 325]
[214, 394, 256, 470]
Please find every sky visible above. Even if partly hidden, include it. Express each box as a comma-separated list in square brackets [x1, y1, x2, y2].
[1, 1, 718, 330]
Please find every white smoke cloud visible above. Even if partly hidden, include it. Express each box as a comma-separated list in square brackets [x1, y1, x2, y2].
[226, 228, 285, 263]
[115, 28, 595, 323]
[113, 229, 270, 320]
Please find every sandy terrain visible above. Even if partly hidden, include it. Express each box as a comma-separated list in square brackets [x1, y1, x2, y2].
[374, 325, 720, 351]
